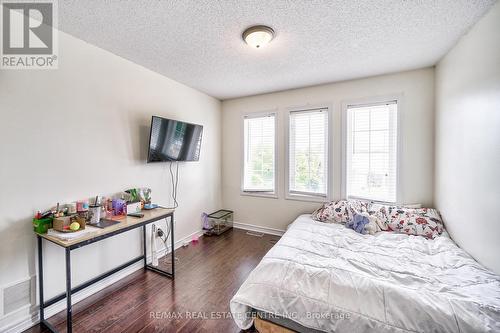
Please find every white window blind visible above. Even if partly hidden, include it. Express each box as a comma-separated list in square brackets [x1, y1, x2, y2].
[289, 109, 328, 196]
[243, 114, 276, 192]
[346, 101, 398, 203]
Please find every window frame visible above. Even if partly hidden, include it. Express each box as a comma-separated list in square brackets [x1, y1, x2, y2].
[341, 95, 402, 204]
[240, 111, 279, 199]
[285, 105, 332, 203]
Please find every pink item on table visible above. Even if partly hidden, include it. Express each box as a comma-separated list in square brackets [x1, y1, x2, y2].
[76, 200, 89, 212]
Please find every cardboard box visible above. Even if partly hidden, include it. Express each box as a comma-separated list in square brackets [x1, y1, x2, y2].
[53, 215, 86, 232]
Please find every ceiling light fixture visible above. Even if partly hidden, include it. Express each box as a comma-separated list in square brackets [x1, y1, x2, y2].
[242, 25, 275, 49]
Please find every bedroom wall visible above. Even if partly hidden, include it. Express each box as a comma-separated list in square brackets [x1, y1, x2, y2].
[0, 30, 221, 330]
[221, 68, 435, 232]
[435, 2, 500, 274]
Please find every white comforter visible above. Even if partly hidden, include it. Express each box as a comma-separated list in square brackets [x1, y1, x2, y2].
[230, 215, 500, 332]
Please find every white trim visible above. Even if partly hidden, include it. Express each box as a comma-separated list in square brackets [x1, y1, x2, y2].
[345, 99, 397, 109]
[0, 229, 204, 333]
[242, 111, 276, 119]
[1, 311, 39, 333]
[0, 287, 3, 319]
[240, 109, 279, 198]
[395, 96, 403, 205]
[240, 191, 278, 199]
[284, 104, 333, 202]
[147, 229, 204, 261]
[233, 221, 285, 237]
[341, 94, 403, 204]
[285, 193, 328, 203]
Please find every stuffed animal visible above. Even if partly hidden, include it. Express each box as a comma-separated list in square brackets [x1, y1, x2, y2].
[346, 213, 370, 234]
[363, 213, 382, 235]
[347, 212, 382, 235]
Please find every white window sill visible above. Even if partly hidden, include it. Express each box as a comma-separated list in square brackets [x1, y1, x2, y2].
[285, 193, 328, 203]
[347, 196, 397, 205]
[241, 191, 278, 199]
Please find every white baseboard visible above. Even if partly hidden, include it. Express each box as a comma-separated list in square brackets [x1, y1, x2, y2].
[0, 310, 39, 333]
[0, 229, 203, 333]
[146, 228, 204, 262]
[233, 221, 285, 236]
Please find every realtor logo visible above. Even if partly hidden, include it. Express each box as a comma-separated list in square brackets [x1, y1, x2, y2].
[1, 0, 58, 69]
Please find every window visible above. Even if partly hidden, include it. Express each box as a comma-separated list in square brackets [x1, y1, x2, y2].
[288, 108, 328, 197]
[243, 113, 276, 194]
[345, 101, 398, 203]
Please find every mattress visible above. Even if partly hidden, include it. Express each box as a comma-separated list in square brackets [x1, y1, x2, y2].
[230, 215, 500, 332]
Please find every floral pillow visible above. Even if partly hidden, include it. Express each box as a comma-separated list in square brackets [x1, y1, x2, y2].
[388, 212, 444, 239]
[312, 200, 369, 223]
[382, 206, 444, 239]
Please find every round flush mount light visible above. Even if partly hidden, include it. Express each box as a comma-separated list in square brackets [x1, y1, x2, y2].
[242, 25, 275, 49]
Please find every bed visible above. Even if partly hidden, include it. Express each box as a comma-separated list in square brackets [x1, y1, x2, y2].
[230, 214, 500, 332]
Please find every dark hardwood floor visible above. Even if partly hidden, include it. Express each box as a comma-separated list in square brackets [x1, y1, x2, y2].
[25, 229, 279, 333]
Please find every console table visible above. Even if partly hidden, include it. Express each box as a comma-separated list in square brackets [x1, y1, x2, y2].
[36, 208, 174, 333]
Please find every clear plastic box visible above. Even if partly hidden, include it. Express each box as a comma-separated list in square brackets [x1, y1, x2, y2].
[206, 209, 233, 235]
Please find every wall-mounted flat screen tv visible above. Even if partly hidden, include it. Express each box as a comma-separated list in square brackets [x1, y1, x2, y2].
[147, 116, 203, 162]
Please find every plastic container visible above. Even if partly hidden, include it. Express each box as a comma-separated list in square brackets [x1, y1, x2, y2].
[88, 205, 101, 224]
[205, 209, 233, 235]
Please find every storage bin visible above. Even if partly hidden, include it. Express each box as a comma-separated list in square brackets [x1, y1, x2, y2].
[206, 209, 233, 235]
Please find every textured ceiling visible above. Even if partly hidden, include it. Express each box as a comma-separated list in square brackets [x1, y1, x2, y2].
[58, 1, 495, 100]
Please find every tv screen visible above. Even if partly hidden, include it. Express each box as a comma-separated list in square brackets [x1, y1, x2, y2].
[147, 116, 203, 162]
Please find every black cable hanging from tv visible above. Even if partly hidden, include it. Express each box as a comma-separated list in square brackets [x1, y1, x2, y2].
[166, 161, 179, 209]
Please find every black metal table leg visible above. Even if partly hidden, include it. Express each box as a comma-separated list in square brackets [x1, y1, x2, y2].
[143, 225, 147, 268]
[65, 248, 72, 333]
[144, 214, 175, 279]
[170, 214, 175, 278]
[38, 236, 57, 332]
[37, 236, 44, 322]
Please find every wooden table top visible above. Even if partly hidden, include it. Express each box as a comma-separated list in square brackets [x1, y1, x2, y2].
[37, 208, 174, 248]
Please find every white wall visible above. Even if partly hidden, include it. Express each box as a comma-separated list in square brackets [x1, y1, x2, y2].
[435, 2, 500, 274]
[0, 31, 221, 329]
[222, 68, 435, 231]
